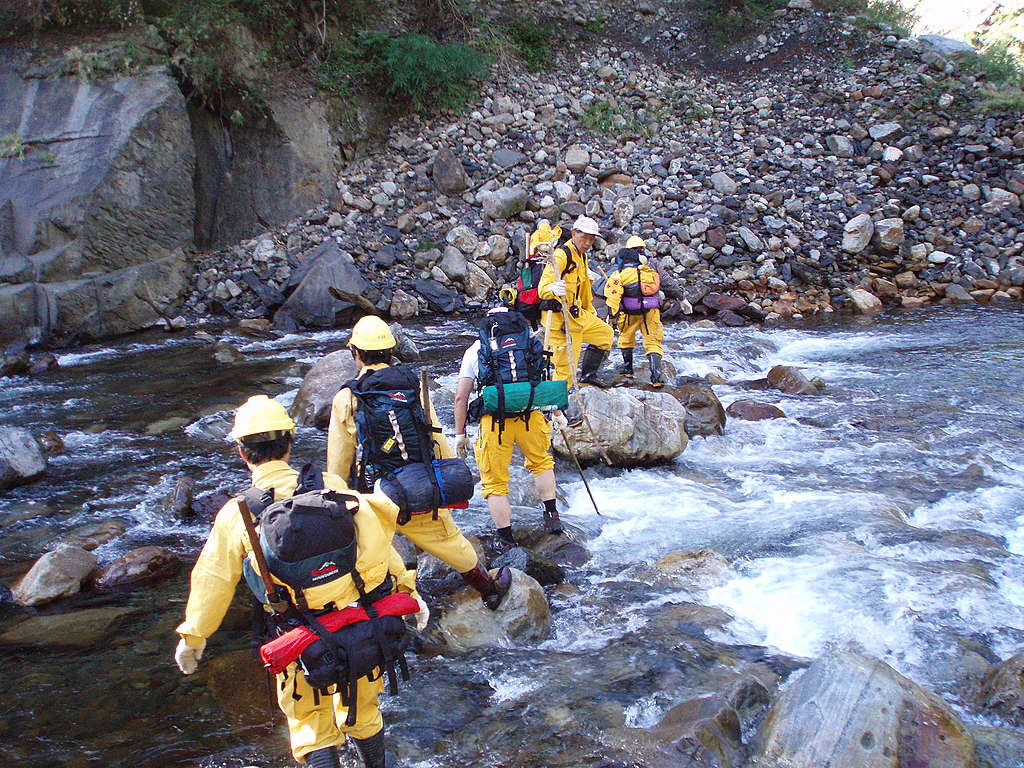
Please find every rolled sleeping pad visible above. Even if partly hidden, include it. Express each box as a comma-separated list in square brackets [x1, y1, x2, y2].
[379, 458, 474, 517]
[259, 592, 419, 674]
[481, 380, 568, 415]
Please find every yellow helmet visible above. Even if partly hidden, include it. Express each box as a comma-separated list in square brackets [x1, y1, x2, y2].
[229, 395, 296, 441]
[625, 236, 647, 249]
[348, 315, 396, 350]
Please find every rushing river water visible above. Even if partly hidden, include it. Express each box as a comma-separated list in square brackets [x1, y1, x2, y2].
[3, 306, 1024, 767]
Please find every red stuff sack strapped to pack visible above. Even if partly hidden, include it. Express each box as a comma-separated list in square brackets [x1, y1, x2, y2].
[260, 592, 419, 674]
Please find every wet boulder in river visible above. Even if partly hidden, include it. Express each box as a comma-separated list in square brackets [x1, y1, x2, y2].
[726, 399, 785, 421]
[750, 647, 976, 768]
[91, 546, 180, 591]
[12, 545, 96, 606]
[0, 605, 138, 649]
[654, 549, 735, 590]
[649, 695, 746, 767]
[0, 427, 47, 491]
[979, 653, 1024, 725]
[552, 386, 688, 466]
[669, 384, 726, 437]
[274, 240, 371, 329]
[766, 365, 823, 395]
[431, 568, 551, 651]
[491, 545, 565, 586]
[162, 476, 196, 520]
[53, 520, 126, 551]
[290, 349, 358, 428]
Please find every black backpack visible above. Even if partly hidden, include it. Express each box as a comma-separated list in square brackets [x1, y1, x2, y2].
[477, 310, 547, 389]
[241, 464, 410, 725]
[346, 365, 437, 492]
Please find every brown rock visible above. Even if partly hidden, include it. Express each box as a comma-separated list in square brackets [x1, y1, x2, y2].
[726, 399, 786, 420]
[767, 365, 822, 395]
[670, 384, 726, 437]
[0, 606, 139, 648]
[36, 431, 64, 456]
[53, 520, 126, 551]
[599, 172, 633, 189]
[91, 546, 180, 590]
[980, 653, 1024, 725]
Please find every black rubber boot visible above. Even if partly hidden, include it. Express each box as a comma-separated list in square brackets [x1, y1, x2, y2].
[648, 353, 664, 387]
[578, 345, 610, 387]
[460, 563, 512, 610]
[305, 746, 342, 768]
[618, 347, 634, 377]
[351, 730, 389, 768]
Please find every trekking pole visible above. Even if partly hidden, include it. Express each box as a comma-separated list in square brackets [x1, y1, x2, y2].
[237, 497, 289, 615]
[544, 249, 612, 466]
[558, 427, 603, 516]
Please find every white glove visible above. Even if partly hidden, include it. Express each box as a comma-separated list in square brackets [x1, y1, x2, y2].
[550, 280, 567, 298]
[414, 596, 430, 631]
[174, 637, 205, 675]
[550, 411, 568, 431]
[455, 434, 471, 459]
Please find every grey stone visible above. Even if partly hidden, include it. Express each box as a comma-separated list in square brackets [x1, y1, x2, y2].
[751, 648, 976, 768]
[432, 147, 470, 194]
[0, 427, 47, 491]
[565, 146, 590, 173]
[439, 247, 469, 283]
[12, 545, 96, 606]
[873, 218, 905, 250]
[710, 172, 737, 195]
[868, 122, 902, 140]
[492, 148, 526, 168]
[482, 187, 529, 220]
[826, 135, 855, 158]
[290, 350, 358, 428]
[917, 35, 978, 61]
[842, 214, 874, 253]
[274, 240, 369, 328]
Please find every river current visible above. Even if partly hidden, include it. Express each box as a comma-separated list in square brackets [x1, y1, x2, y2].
[2, 306, 1023, 767]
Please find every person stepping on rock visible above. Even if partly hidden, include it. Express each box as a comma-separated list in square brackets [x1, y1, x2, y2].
[327, 316, 511, 611]
[604, 236, 667, 388]
[454, 299, 569, 539]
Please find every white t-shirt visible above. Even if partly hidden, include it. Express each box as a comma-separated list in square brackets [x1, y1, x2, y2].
[458, 340, 481, 384]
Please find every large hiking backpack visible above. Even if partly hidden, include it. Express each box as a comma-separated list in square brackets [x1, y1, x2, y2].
[473, 311, 567, 435]
[348, 365, 434, 488]
[514, 260, 546, 311]
[620, 264, 662, 315]
[347, 365, 473, 522]
[240, 464, 411, 726]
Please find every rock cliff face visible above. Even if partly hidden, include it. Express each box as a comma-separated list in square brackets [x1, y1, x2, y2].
[0, 49, 194, 347]
[0, 40, 386, 348]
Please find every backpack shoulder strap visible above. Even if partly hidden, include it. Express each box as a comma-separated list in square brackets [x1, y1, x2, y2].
[297, 462, 325, 493]
[241, 486, 274, 521]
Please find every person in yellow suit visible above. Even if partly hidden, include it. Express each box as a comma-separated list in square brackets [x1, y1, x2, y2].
[536, 215, 614, 390]
[327, 315, 511, 610]
[174, 395, 422, 768]
[604, 236, 666, 386]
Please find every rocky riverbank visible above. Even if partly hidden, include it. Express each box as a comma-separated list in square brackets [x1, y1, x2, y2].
[179, 4, 1024, 329]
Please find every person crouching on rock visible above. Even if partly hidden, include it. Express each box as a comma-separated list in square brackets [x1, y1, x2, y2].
[604, 236, 666, 387]
[537, 215, 614, 394]
[453, 299, 567, 544]
[326, 315, 512, 611]
[174, 394, 423, 768]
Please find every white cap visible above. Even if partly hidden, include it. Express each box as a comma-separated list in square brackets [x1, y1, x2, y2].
[571, 215, 600, 236]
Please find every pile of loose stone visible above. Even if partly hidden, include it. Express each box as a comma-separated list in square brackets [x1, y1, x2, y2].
[181, 1, 1024, 327]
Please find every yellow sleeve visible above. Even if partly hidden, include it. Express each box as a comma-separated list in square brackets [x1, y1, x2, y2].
[428, 400, 454, 459]
[537, 247, 569, 301]
[176, 500, 247, 641]
[605, 271, 623, 315]
[388, 546, 419, 599]
[326, 388, 357, 485]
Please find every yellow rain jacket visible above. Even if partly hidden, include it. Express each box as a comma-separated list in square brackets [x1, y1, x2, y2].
[327, 363, 480, 573]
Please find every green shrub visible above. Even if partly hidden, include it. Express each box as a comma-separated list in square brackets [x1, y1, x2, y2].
[357, 32, 489, 112]
[700, 0, 785, 47]
[505, 18, 553, 71]
[580, 12, 606, 35]
[858, 0, 916, 36]
[970, 40, 1024, 87]
[978, 86, 1024, 114]
[581, 99, 648, 138]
